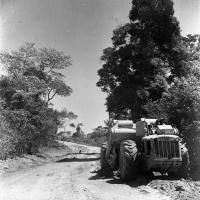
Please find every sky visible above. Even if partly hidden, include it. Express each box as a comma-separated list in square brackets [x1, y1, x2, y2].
[0, 0, 199, 133]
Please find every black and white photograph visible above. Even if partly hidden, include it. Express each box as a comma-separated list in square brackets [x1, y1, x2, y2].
[0, 0, 200, 199]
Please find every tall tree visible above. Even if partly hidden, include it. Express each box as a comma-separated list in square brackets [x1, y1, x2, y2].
[0, 43, 73, 155]
[0, 43, 72, 105]
[97, 0, 182, 120]
[57, 108, 77, 132]
[70, 123, 84, 137]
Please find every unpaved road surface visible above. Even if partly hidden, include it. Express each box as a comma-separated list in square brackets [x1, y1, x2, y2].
[0, 142, 170, 200]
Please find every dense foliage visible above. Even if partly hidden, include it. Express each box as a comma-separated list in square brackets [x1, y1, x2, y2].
[97, 0, 184, 120]
[61, 126, 108, 147]
[0, 43, 74, 158]
[97, 0, 200, 173]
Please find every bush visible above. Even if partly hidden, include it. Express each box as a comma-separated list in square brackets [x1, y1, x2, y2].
[0, 100, 59, 158]
[0, 134, 16, 159]
[0, 43, 73, 159]
[184, 122, 200, 173]
[145, 77, 200, 174]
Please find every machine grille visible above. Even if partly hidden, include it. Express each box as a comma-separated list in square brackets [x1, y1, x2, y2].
[154, 139, 179, 158]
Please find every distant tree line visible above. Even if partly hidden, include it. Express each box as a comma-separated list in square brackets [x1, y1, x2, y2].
[0, 43, 76, 158]
[97, 0, 200, 174]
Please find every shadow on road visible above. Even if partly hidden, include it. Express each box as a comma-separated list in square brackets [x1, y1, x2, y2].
[56, 154, 100, 162]
[89, 168, 155, 187]
[89, 168, 194, 188]
[61, 152, 100, 156]
[126, 175, 153, 187]
[89, 168, 114, 180]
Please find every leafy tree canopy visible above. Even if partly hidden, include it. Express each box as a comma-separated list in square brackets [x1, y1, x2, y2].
[0, 43, 74, 156]
[97, 0, 199, 121]
[0, 43, 72, 104]
[57, 108, 77, 129]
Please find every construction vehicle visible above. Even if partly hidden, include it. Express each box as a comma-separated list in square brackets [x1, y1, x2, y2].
[100, 118, 190, 181]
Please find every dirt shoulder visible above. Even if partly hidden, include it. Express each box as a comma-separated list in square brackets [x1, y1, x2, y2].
[0, 141, 98, 175]
[148, 176, 200, 200]
[0, 141, 72, 174]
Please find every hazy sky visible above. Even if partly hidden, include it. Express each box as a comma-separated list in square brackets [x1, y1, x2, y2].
[0, 0, 199, 133]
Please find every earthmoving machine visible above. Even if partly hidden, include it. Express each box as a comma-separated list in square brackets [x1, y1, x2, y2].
[100, 118, 190, 181]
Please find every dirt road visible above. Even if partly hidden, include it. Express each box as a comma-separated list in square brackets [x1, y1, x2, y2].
[0, 142, 170, 200]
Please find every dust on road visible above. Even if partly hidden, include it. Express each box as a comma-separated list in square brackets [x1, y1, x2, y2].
[0, 142, 170, 200]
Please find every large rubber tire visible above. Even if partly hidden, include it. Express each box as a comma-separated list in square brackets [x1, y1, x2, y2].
[100, 143, 109, 169]
[119, 140, 139, 181]
[169, 151, 190, 178]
